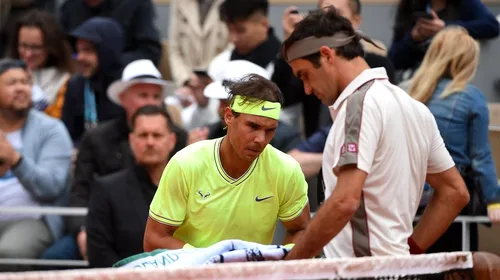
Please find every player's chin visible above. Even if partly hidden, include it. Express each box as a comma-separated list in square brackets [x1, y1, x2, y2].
[244, 148, 261, 160]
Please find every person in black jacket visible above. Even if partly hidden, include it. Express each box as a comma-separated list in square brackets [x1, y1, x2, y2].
[61, 17, 125, 144]
[40, 59, 187, 263]
[87, 105, 176, 267]
[59, 0, 161, 66]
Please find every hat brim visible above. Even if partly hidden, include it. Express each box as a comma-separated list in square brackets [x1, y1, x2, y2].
[107, 78, 173, 105]
[203, 81, 230, 100]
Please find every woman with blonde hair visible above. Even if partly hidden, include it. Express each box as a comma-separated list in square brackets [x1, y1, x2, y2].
[409, 26, 500, 253]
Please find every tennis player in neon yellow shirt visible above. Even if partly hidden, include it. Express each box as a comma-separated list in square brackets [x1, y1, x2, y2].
[143, 74, 310, 250]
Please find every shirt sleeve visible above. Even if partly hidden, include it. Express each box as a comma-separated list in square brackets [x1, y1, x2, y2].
[149, 158, 188, 226]
[427, 114, 455, 174]
[335, 95, 382, 174]
[278, 161, 309, 222]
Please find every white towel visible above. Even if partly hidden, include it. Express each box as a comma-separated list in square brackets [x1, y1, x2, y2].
[114, 239, 290, 268]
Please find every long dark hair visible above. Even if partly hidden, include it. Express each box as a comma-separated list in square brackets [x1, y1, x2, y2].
[8, 9, 74, 73]
[392, 0, 462, 42]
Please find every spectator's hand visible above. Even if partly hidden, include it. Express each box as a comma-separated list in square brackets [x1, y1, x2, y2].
[487, 204, 500, 224]
[283, 6, 304, 40]
[0, 131, 21, 166]
[413, 10, 445, 41]
[187, 127, 209, 145]
[77, 230, 88, 260]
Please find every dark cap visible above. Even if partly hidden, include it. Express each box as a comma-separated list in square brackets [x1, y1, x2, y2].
[0, 59, 27, 77]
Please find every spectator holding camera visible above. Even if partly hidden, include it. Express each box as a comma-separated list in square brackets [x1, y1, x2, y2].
[389, 0, 499, 72]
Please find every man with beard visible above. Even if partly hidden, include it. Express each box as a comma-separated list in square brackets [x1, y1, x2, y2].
[86, 105, 177, 268]
[40, 59, 187, 263]
[144, 74, 310, 251]
[61, 17, 125, 144]
[0, 59, 72, 271]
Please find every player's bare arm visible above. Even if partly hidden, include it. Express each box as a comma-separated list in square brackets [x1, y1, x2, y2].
[411, 167, 469, 252]
[282, 203, 311, 244]
[143, 216, 185, 251]
[285, 165, 366, 260]
[288, 149, 323, 179]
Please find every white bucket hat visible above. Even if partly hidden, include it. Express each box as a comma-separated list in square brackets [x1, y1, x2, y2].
[107, 59, 174, 105]
[203, 60, 271, 100]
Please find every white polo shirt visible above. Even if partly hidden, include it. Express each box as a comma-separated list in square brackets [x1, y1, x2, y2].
[322, 68, 455, 258]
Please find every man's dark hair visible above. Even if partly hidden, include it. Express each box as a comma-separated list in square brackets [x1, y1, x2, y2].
[131, 105, 171, 131]
[219, 0, 269, 23]
[282, 6, 364, 67]
[223, 74, 284, 117]
[0, 59, 27, 77]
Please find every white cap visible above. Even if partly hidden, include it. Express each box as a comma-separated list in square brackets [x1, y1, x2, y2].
[203, 60, 271, 100]
[107, 59, 174, 105]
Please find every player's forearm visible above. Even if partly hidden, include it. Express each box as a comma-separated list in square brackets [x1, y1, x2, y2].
[143, 234, 185, 251]
[283, 229, 305, 245]
[288, 150, 323, 179]
[285, 197, 357, 259]
[412, 187, 469, 251]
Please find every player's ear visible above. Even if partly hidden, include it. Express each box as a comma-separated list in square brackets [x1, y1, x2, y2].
[320, 46, 335, 65]
[224, 107, 235, 126]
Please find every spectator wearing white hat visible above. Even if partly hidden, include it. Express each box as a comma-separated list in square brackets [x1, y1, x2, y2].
[188, 60, 302, 153]
[41, 59, 187, 263]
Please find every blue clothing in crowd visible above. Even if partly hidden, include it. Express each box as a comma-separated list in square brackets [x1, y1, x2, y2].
[427, 79, 500, 204]
[12, 110, 73, 241]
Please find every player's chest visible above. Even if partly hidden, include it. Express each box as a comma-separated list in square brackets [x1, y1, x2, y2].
[187, 179, 280, 219]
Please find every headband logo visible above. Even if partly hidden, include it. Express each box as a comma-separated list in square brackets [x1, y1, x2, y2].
[231, 95, 281, 120]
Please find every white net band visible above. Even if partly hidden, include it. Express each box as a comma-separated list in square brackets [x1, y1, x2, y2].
[0, 252, 473, 280]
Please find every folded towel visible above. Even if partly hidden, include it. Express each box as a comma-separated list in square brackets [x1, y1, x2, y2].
[114, 239, 290, 268]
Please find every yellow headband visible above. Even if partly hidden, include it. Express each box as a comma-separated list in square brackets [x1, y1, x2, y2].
[230, 95, 281, 120]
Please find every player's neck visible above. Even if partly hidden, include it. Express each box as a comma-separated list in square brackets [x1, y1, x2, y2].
[220, 137, 253, 179]
[337, 57, 370, 93]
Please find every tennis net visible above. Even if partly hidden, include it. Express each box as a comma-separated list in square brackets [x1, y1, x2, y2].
[0, 251, 485, 280]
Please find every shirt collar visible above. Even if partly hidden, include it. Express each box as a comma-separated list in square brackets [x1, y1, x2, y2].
[330, 67, 388, 112]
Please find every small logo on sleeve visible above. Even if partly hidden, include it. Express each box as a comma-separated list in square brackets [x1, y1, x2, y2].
[341, 143, 358, 155]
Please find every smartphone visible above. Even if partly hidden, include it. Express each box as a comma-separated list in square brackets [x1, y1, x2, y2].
[413, 11, 433, 20]
[414, 3, 433, 20]
[289, 9, 309, 17]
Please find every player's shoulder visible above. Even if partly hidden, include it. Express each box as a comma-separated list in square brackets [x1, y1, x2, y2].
[260, 144, 301, 171]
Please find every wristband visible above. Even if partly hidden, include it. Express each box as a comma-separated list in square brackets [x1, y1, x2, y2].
[487, 203, 500, 210]
[182, 243, 195, 249]
[408, 237, 425, 254]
